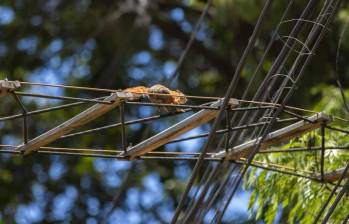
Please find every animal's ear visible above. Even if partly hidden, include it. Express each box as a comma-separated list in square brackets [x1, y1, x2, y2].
[175, 90, 184, 95]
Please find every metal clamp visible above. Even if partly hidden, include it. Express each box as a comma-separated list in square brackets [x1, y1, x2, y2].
[0, 79, 21, 97]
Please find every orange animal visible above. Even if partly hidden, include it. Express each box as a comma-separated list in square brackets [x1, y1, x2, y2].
[123, 84, 187, 112]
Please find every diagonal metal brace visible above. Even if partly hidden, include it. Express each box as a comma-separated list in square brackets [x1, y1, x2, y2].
[123, 99, 239, 159]
[215, 112, 332, 159]
[317, 167, 349, 182]
[15, 92, 136, 155]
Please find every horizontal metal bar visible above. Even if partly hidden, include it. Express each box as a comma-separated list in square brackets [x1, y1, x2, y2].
[258, 146, 349, 153]
[0, 97, 107, 122]
[60, 109, 191, 139]
[15, 92, 114, 105]
[234, 160, 321, 182]
[325, 125, 349, 135]
[0, 145, 216, 156]
[283, 109, 316, 123]
[0, 147, 322, 182]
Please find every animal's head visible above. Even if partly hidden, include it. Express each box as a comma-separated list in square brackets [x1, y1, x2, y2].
[172, 90, 187, 104]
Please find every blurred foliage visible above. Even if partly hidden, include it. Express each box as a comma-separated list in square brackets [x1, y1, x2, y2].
[0, 0, 348, 223]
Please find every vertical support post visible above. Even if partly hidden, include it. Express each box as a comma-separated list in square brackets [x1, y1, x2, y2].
[225, 110, 231, 152]
[320, 124, 325, 181]
[11, 93, 29, 143]
[23, 112, 28, 143]
[119, 101, 127, 154]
